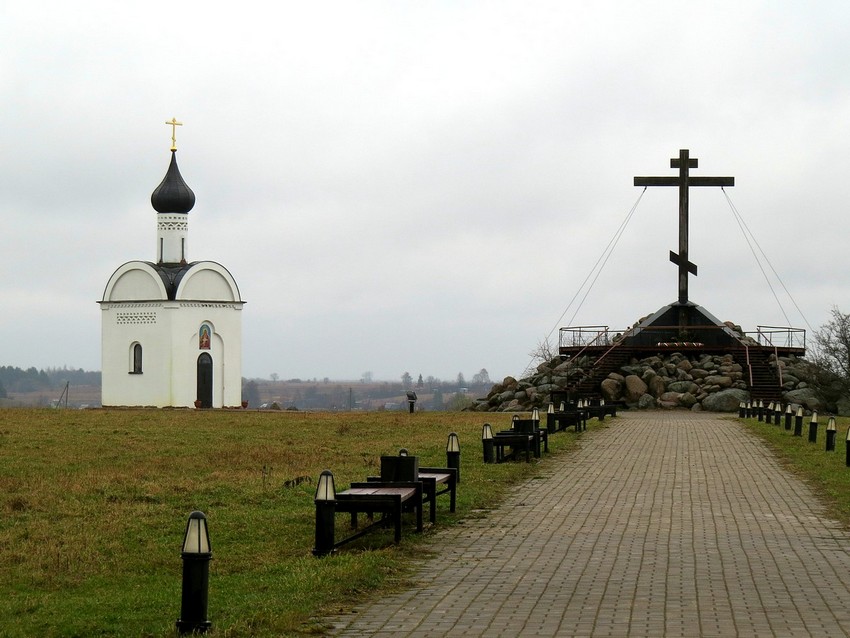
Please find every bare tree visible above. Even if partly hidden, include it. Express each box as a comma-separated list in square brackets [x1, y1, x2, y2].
[812, 306, 850, 393]
[528, 337, 556, 366]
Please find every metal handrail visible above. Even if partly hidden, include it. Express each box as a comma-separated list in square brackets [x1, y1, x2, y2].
[743, 344, 753, 387]
[745, 325, 806, 350]
[755, 328, 783, 386]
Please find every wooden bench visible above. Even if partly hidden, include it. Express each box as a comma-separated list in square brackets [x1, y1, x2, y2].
[418, 467, 457, 522]
[492, 431, 535, 462]
[512, 418, 548, 455]
[372, 455, 457, 524]
[585, 403, 618, 420]
[547, 409, 586, 432]
[335, 481, 423, 544]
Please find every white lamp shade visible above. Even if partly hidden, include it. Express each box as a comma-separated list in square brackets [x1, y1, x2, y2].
[482, 423, 493, 440]
[548, 403, 554, 414]
[314, 470, 336, 502]
[812, 411, 818, 423]
[182, 511, 211, 554]
[447, 432, 460, 452]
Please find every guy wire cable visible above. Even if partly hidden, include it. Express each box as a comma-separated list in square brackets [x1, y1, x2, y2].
[523, 187, 647, 376]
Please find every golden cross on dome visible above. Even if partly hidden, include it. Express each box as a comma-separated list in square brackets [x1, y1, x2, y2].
[165, 118, 183, 151]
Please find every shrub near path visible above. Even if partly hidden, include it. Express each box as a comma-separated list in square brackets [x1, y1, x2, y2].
[0, 408, 585, 637]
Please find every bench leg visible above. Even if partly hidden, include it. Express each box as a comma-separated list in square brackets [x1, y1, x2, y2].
[393, 505, 402, 543]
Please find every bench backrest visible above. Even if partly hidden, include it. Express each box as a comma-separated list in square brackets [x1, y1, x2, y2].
[513, 419, 538, 433]
[380, 455, 419, 482]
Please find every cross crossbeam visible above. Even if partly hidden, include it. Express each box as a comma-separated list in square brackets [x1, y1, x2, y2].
[634, 149, 734, 306]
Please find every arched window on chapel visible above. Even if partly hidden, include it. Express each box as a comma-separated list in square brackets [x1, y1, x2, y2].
[130, 343, 143, 374]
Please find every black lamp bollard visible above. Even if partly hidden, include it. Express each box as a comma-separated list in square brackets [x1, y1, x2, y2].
[774, 403, 782, 425]
[482, 423, 495, 464]
[746, 401, 752, 418]
[547, 402, 556, 433]
[598, 399, 606, 422]
[785, 404, 793, 431]
[808, 411, 819, 443]
[406, 391, 417, 414]
[794, 407, 804, 437]
[826, 417, 837, 452]
[176, 511, 213, 635]
[312, 470, 337, 557]
[767, 402, 774, 420]
[446, 432, 460, 483]
[757, 400, 764, 422]
[738, 402, 746, 419]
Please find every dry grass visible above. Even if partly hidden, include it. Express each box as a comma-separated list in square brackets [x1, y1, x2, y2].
[0, 408, 585, 637]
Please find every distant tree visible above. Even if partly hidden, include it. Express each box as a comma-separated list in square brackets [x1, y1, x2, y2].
[446, 392, 474, 411]
[431, 387, 444, 411]
[242, 379, 261, 407]
[471, 368, 490, 387]
[401, 372, 412, 389]
[0, 378, 6, 398]
[416, 374, 424, 388]
[361, 371, 373, 383]
[270, 373, 279, 382]
[456, 372, 466, 389]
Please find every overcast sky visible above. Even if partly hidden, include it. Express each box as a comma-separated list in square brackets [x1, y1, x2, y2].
[2, 1, 849, 383]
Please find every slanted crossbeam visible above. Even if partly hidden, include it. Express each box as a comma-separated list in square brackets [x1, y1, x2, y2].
[634, 149, 734, 308]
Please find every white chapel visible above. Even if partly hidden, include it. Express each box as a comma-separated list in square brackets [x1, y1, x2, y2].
[99, 122, 244, 408]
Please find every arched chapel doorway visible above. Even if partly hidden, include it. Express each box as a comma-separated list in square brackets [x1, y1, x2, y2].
[197, 353, 213, 408]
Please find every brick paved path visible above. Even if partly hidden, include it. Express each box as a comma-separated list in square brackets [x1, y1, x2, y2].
[325, 411, 850, 637]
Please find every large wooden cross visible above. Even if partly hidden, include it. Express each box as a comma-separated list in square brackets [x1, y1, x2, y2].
[634, 149, 734, 306]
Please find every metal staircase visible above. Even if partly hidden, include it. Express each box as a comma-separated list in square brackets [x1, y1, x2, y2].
[744, 347, 783, 404]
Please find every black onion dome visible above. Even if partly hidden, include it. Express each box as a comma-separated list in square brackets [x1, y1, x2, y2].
[151, 150, 196, 214]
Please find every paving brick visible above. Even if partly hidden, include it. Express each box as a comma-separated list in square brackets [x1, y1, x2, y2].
[325, 412, 850, 636]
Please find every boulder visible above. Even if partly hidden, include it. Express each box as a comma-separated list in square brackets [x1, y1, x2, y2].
[680, 392, 698, 408]
[701, 388, 749, 412]
[704, 375, 733, 388]
[624, 375, 648, 403]
[649, 375, 667, 398]
[659, 391, 683, 406]
[837, 396, 850, 417]
[784, 387, 821, 412]
[668, 381, 698, 394]
[638, 393, 657, 409]
[600, 378, 623, 402]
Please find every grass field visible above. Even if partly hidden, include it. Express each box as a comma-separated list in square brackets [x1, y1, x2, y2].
[0, 408, 587, 637]
[5, 407, 849, 637]
[738, 411, 850, 526]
